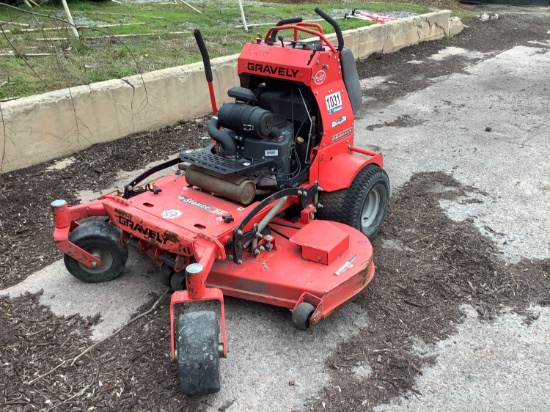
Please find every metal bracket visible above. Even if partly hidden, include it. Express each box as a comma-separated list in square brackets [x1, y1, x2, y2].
[231, 183, 319, 263]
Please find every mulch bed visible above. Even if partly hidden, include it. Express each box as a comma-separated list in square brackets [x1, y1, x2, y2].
[0, 290, 189, 411]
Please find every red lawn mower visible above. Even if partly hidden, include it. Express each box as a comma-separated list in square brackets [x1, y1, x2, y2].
[51, 8, 389, 397]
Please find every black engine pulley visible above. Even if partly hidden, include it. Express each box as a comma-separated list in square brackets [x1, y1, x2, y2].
[217, 103, 274, 139]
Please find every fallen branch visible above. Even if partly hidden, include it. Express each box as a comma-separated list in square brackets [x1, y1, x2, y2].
[27, 288, 170, 385]
[175, 0, 202, 14]
[44, 383, 92, 412]
[403, 299, 432, 308]
[2, 22, 146, 34]
[34, 37, 66, 41]
[0, 22, 31, 27]
[96, 31, 187, 38]
[73, 11, 165, 19]
[82, 22, 147, 28]
[0, 52, 53, 57]
[37, 32, 188, 41]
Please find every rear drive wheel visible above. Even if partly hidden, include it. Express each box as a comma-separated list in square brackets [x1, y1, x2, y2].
[177, 311, 221, 396]
[64, 221, 128, 283]
[292, 302, 316, 331]
[317, 164, 389, 239]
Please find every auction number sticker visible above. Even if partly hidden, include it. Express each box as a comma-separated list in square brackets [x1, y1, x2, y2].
[325, 92, 343, 114]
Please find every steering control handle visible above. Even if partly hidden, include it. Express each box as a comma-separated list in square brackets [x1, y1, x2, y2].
[314, 8, 344, 51]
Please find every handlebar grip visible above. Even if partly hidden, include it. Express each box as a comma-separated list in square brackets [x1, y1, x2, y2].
[314, 7, 344, 51]
[269, 17, 303, 44]
[193, 29, 213, 83]
[275, 17, 303, 26]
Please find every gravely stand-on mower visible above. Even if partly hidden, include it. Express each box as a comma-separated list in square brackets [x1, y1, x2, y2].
[51, 8, 389, 396]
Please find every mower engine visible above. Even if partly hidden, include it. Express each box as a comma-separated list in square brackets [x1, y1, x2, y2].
[180, 68, 318, 206]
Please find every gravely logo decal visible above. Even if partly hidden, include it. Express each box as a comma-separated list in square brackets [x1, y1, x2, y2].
[313, 70, 326, 85]
[115, 215, 168, 244]
[247, 63, 298, 78]
[178, 196, 227, 215]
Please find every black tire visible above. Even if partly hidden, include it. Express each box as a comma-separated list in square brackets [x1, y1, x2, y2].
[292, 302, 315, 331]
[159, 265, 173, 287]
[317, 164, 389, 239]
[177, 311, 221, 396]
[170, 271, 186, 291]
[64, 221, 128, 283]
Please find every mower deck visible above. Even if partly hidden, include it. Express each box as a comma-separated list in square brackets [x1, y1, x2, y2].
[210, 222, 374, 317]
[124, 174, 375, 321]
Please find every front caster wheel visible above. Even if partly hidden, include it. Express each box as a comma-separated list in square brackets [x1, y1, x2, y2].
[159, 265, 173, 287]
[170, 271, 186, 291]
[64, 221, 128, 283]
[177, 311, 221, 396]
[292, 302, 316, 331]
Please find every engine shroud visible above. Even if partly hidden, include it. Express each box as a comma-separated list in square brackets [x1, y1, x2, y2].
[180, 83, 318, 202]
[234, 114, 294, 179]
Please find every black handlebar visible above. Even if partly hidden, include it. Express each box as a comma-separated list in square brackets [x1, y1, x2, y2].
[266, 10, 343, 52]
[193, 29, 213, 82]
[275, 17, 303, 26]
[314, 8, 344, 51]
[269, 17, 303, 44]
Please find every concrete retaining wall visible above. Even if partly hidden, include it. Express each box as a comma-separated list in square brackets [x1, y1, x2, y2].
[0, 11, 462, 173]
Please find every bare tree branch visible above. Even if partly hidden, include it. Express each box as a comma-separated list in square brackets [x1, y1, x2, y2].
[0, 25, 50, 88]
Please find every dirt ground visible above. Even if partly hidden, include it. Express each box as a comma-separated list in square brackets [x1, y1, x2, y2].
[1, 11, 549, 412]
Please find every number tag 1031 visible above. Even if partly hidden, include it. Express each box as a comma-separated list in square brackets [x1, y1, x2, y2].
[325, 91, 343, 114]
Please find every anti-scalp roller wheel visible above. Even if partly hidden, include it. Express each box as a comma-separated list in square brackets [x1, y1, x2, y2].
[292, 302, 316, 331]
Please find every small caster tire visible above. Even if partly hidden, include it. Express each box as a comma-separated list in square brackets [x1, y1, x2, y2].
[160, 265, 173, 287]
[170, 271, 186, 291]
[177, 311, 221, 396]
[64, 221, 128, 283]
[292, 302, 316, 331]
